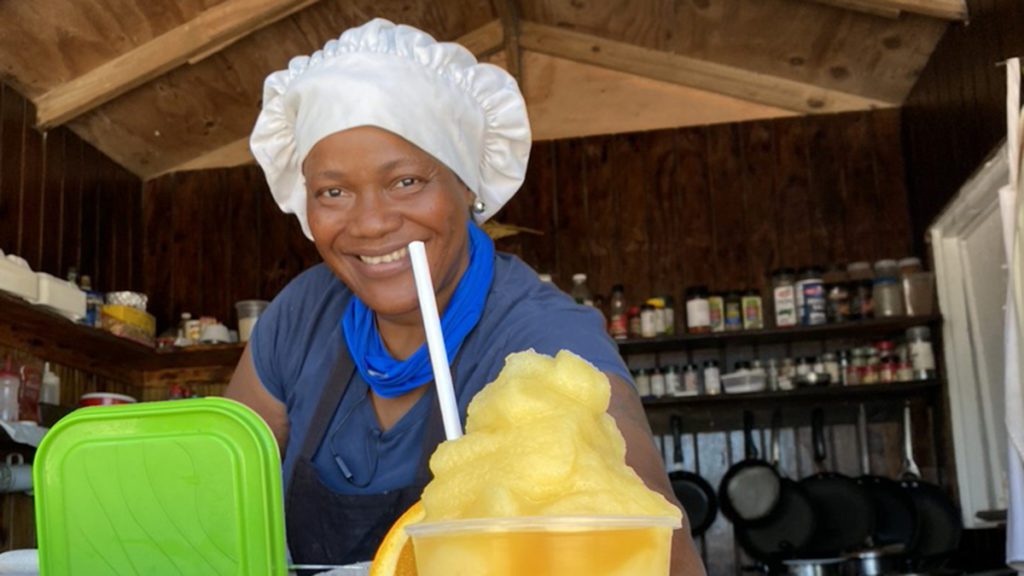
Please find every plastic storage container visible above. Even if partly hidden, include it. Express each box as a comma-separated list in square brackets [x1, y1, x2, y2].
[34, 397, 288, 576]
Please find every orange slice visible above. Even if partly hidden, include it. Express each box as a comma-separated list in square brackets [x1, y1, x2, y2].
[369, 501, 424, 576]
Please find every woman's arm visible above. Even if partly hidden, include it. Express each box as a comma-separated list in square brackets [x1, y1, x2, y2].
[225, 344, 290, 452]
[606, 373, 707, 576]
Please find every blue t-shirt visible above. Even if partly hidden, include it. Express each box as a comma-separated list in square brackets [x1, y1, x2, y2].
[251, 252, 631, 495]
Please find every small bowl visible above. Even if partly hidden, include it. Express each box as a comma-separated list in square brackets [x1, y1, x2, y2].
[80, 392, 138, 407]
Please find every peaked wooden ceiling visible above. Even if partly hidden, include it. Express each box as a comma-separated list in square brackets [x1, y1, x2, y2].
[0, 0, 962, 180]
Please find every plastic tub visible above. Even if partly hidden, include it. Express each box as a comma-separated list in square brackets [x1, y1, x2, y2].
[235, 300, 270, 342]
[78, 392, 137, 407]
[405, 515, 679, 576]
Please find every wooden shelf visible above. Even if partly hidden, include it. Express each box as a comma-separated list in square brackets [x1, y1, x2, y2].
[642, 379, 940, 409]
[0, 292, 244, 385]
[617, 315, 943, 355]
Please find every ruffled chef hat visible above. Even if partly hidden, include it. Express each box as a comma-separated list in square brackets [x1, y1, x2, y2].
[250, 18, 532, 240]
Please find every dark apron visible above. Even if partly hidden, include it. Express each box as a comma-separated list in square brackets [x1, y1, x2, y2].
[285, 343, 449, 567]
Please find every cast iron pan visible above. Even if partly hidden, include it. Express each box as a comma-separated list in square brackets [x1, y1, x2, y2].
[855, 403, 919, 550]
[898, 403, 961, 563]
[800, 407, 876, 557]
[718, 411, 782, 526]
[669, 415, 718, 536]
[735, 409, 817, 562]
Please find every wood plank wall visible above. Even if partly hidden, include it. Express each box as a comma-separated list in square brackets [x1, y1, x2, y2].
[0, 83, 143, 292]
[901, 0, 1024, 250]
[501, 109, 913, 303]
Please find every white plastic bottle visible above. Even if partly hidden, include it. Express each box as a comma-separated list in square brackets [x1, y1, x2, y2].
[0, 360, 20, 422]
[41, 362, 61, 405]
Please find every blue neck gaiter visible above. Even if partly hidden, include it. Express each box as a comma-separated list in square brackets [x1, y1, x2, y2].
[341, 222, 494, 399]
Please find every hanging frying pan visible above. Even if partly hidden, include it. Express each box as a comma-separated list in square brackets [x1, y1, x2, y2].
[898, 402, 962, 563]
[718, 411, 782, 526]
[800, 408, 876, 558]
[855, 403, 919, 550]
[735, 409, 817, 563]
[669, 415, 718, 536]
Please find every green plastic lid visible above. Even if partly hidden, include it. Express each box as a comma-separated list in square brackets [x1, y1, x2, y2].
[34, 397, 287, 576]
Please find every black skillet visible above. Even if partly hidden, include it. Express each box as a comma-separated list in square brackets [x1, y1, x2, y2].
[669, 415, 718, 536]
[718, 411, 782, 526]
[855, 403, 919, 551]
[800, 407, 876, 558]
[735, 409, 817, 563]
[898, 402, 962, 564]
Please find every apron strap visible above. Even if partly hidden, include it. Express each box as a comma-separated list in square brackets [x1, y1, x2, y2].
[299, 344, 357, 460]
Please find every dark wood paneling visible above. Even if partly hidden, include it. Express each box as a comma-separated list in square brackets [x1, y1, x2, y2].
[903, 0, 1024, 251]
[0, 83, 140, 289]
[839, 113, 881, 262]
[774, 118, 815, 270]
[677, 126, 716, 292]
[706, 124, 750, 292]
[552, 138, 589, 290]
[739, 122, 779, 292]
[644, 129, 684, 310]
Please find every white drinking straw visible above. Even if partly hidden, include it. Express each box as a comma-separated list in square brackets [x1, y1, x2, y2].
[407, 241, 464, 441]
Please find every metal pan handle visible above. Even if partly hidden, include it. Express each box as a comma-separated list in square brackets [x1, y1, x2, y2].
[812, 407, 827, 472]
[770, 408, 783, 470]
[671, 415, 685, 471]
[858, 404, 870, 476]
[901, 402, 921, 479]
[743, 410, 758, 459]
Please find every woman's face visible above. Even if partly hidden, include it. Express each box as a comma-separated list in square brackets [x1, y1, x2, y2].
[303, 127, 474, 321]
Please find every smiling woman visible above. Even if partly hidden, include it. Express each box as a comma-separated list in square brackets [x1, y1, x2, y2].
[225, 17, 702, 576]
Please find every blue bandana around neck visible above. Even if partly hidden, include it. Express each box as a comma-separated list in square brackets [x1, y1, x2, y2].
[341, 222, 495, 399]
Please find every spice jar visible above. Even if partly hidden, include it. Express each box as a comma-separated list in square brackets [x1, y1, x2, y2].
[628, 306, 642, 338]
[650, 367, 667, 398]
[873, 278, 905, 317]
[838, 350, 851, 386]
[685, 287, 711, 334]
[771, 269, 798, 328]
[742, 290, 764, 330]
[826, 282, 851, 323]
[609, 284, 628, 340]
[682, 363, 701, 394]
[778, 358, 796, 390]
[847, 261, 874, 281]
[796, 268, 826, 326]
[850, 280, 874, 320]
[648, 297, 667, 335]
[907, 326, 936, 379]
[822, 352, 840, 384]
[874, 259, 900, 280]
[664, 365, 682, 396]
[634, 369, 652, 397]
[709, 293, 726, 333]
[703, 360, 722, 395]
[663, 296, 676, 336]
[724, 292, 743, 332]
[640, 304, 658, 338]
[766, 358, 780, 391]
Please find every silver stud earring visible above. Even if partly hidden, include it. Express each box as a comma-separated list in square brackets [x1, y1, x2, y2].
[472, 198, 486, 214]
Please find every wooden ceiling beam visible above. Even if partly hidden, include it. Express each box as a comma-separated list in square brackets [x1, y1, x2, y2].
[34, 0, 322, 129]
[518, 21, 895, 115]
[806, 0, 967, 20]
[491, 1, 523, 84]
[149, 20, 506, 179]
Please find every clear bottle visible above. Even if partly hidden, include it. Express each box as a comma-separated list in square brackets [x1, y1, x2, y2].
[650, 368, 667, 398]
[609, 284, 628, 340]
[664, 365, 682, 396]
[682, 364, 700, 395]
[571, 273, 594, 307]
[634, 369, 652, 398]
[41, 362, 61, 405]
[703, 360, 722, 395]
[0, 359, 20, 422]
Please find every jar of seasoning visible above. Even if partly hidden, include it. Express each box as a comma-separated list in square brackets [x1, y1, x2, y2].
[874, 259, 900, 280]
[634, 369, 652, 397]
[797, 267, 827, 326]
[682, 363, 701, 394]
[771, 269, 798, 328]
[709, 293, 726, 333]
[609, 284, 628, 340]
[822, 352, 840, 384]
[862, 347, 881, 384]
[703, 360, 722, 395]
[766, 358, 780, 391]
[838, 350, 851, 386]
[648, 297, 667, 335]
[724, 292, 743, 332]
[850, 280, 874, 320]
[795, 357, 812, 380]
[779, 358, 795, 390]
[664, 365, 682, 396]
[848, 348, 865, 385]
[742, 290, 764, 330]
[650, 368, 667, 398]
[627, 306, 642, 338]
[685, 287, 711, 334]
[640, 304, 657, 338]
[873, 277, 905, 317]
[663, 296, 676, 336]
[847, 261, 874, 281]
[897, 362, 914, 382]
[907, 326, 937, 379]
[826, 282, 851, 323]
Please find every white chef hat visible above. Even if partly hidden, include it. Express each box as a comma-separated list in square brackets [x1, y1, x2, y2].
[250, 18, 532, 240]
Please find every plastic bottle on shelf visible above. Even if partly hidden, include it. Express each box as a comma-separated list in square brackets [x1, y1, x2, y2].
[41, 362, 60, 405]
[608, 284, 628, 340]
[0, 360, 20, 422]
[571, 274, 594, 307]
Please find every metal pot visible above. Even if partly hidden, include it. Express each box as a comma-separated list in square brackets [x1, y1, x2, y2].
[843, 546, 905, 576]
[784, 558, 848, 576]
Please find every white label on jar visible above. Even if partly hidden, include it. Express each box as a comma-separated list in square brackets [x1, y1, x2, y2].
[909, 341, 936, 371]
[704, 367, 721, 395]
[640, 310, 657, 338]
[774, 286, 797, 327]
[686, 299, 711, 329]
[651, 373, 666, 397]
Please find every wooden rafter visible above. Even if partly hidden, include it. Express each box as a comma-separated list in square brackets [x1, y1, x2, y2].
[34, 0, 322, 129]
[806, 0, 967, 20]
[492, 1, 523, 84]
[517, 21, 895, 115]
[151, 19, 506, 178]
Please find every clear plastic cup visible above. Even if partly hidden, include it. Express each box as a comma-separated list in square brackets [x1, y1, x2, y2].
[235, 300, 270, 342]
[405, 515, 679, 576]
